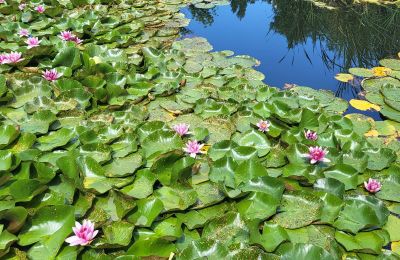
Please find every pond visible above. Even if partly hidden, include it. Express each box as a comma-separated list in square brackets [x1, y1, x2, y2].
[181, 0, 400, 118]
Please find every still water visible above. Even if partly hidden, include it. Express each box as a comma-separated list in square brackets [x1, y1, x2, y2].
[181, 0, 400, 109]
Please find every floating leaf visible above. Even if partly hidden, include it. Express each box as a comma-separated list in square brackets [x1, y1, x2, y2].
[18, 205, 75, 259]
[272, 191, 322, 229]
[349, 99, 380, 111]
[334, 195, 389, 233]
[335, 73, 353, 83]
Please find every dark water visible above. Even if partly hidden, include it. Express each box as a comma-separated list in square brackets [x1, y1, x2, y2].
[181, 0, 400, 118]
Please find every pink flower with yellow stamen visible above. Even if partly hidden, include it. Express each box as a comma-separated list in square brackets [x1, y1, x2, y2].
[257, 120, 270, 132]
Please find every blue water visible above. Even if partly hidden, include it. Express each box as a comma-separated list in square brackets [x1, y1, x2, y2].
[182, 2, 346, 94]
[181, 1, 400, 119]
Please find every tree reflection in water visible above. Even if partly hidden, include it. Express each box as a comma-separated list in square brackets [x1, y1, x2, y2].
[184, 0, 400, 98]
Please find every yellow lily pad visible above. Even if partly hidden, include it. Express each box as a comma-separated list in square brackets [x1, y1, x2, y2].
[372, 66, 392, 77]
[335, 73, 354, 83]
[364, 130, 379, 137]
[349, 99, 381, 111]
[393, 241, 400, 255]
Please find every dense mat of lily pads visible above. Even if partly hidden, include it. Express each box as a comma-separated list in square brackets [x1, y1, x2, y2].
[0, 0, 400, 259]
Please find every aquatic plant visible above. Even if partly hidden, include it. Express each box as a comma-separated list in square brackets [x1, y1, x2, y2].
[2, 51, 23, 64]
[42, 69, 61, 81]
[19, 29, 29, 37]
[307, 146, 330, 164]
[173, 123, 191, 136]
[304, 129, 318, 140]
[184, 140, 205, 157]
[65, 220, 98, 246]
[26, 37, 41, 49]
[257, 119, 271, 132]
[364, 178, 382, 193]
[0, 0, 398, 259]
[35, 5, 45, 13]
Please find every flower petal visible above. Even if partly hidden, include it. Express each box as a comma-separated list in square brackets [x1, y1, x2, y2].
[65, 236, 82, 246]
[310, 159, 317, 164]
[92, 230, 99, 239]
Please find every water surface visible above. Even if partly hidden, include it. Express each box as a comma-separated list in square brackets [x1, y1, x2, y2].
[181, 0, 400, 117]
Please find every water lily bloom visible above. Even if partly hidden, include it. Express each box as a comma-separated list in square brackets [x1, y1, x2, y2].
[307, 146, 330, 164]
[72, 36, 83, 44]
[0, 0, 5, 4]
[59, 31, 82, 44]
[42, 69, 61, 81]
[35, 5, 45, 13]
[59, 31, 74, 41]
[304, 130, 318, 140]
[173, 123, 190, 136]
[364, 178, 381, 193]
[19, 3, 26, 10]
[257, 120, 270, 132]
[184, 140, 204, 158]
[26, 37, 41, 49]
[65, 220, 98, 246]
[19, 29, 29, 37]
[0, 54, 7, 64]
[3, 52, 24, 64]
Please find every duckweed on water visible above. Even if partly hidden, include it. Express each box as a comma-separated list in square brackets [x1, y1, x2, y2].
[0, 0, 399, 259]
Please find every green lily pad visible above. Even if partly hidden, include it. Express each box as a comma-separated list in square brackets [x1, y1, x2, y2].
[272, 191, 322, 229]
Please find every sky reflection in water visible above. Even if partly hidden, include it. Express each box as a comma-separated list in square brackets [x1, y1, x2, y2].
[181, 0, 400, 118]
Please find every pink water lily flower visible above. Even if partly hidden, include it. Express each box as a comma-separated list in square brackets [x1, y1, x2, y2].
[72, 36, 83, 44]
[304, 130, 318, 140]
[26, 37, 41, 49]
[19, 29, 29, 37]
[59, 31, 74, 41]
[35, 5, 45, 13]
[59, 31, 83, 44]
[364, 178, 381, 193]
[257, 120, 270, 132]
[307, 146, 330, 164]
[173, 123, 190, 136]
[184, 140, 204, 158]
[0, 0, 5, 4]
[3, 52, 24, 64]
[42, 69, 61, 81]
[65, 220, 98, 246]
[19, 3, 26, 10]
[0, 54, 8, 64]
